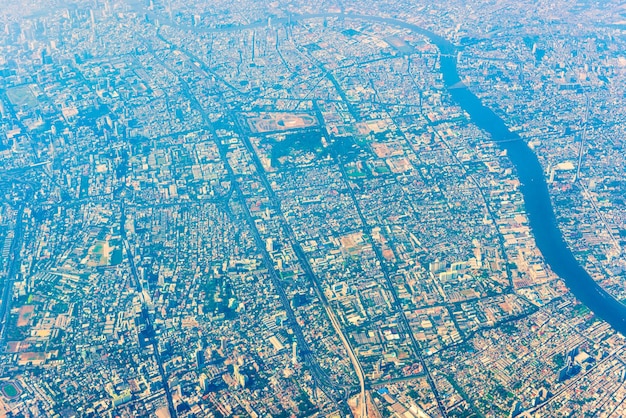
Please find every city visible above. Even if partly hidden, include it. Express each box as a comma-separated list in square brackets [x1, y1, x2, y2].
[0, 0, 625, 417]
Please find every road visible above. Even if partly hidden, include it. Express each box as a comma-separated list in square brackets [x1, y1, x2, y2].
[140, 33, 350, 410]
[118, 6, 495, 414]
[233, 126, 369, 417]
[121, 203, 178, 418]
[329, 138, 449, 418]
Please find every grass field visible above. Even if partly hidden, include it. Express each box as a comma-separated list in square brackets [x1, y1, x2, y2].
[1, 382, 20, 399]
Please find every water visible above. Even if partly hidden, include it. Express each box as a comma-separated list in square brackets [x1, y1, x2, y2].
[438, 41, 626, 334]
[329, 13, 626, 334]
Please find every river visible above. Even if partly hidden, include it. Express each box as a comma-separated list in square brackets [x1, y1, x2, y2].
[432, 21, 626, 333]
[307, 13, 626, 334]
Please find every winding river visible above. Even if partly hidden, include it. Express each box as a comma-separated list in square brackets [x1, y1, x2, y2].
[348, 13, 626, 333]
[438, 31, 626, 334]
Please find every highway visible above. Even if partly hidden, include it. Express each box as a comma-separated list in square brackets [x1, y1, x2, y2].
[142, 34, 350, 410]
[121, 203, 178, 418]
[121, 6, 480, 414]
[329, 139, 449, 418]
[234, 127, 369, 417]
